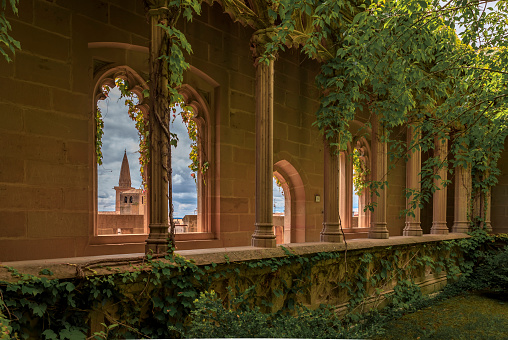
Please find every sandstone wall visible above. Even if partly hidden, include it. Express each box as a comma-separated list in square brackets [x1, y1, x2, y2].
[492, 139, 508, 234]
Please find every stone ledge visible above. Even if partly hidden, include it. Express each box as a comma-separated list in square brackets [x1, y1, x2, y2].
[0, 233, 469, 282]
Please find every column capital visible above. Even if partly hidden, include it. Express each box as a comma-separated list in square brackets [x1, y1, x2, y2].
[250, 29, 278, 64]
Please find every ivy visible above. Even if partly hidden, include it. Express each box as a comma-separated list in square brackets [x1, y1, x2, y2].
[116, 79, 150, 186]
[95, 108, 104, 166]
[0, 0, 20, 62]
[0, 231, 507, 338]
[264, 0, 508, 220]
[352, 148, 370, 196]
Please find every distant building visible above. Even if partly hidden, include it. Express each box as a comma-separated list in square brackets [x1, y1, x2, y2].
[97, 151, 147, 235]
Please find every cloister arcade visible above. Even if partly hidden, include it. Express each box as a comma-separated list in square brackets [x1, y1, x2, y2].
[0, 0, 506, 263]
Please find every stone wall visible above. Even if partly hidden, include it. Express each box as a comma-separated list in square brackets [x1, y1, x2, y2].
[492, 139, 508, 234]
[0, 234, 468, 338]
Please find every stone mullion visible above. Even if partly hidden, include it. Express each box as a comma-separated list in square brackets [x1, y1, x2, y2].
[251, 44, 276, 248]
[403, 125, 423, 236]
[369, 115, 389, 239]
[321, 136, 343, 242]
[431, 136, 449, 234]
[146, 4, 171, 254]
[452, 160, 471, 233]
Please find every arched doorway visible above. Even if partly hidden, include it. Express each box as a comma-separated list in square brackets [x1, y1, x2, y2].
[273, 160, 306, 244]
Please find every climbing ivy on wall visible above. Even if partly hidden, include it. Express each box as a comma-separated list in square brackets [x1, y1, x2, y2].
[0, 230, 506, 339]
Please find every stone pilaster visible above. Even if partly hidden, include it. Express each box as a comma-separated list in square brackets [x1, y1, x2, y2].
[452, 161, 471, 233]
[431, 136, 449, 234]
[251, 33, 276, 248]
[321, 137, 343, 242]
[146, 3, 171, 254]
[369, 116, 389, 239]
[485, 188, 493, 232]
[403, 125, 423, 236]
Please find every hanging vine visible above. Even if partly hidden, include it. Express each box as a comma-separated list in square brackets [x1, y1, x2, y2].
[117, 79, 150, 187]
[95, 108, 104, 166]
[171, 104, 209, 182]
[352, 149, 370, 196]
[144, 0, 202, 250]
[94, 80, 150, 187]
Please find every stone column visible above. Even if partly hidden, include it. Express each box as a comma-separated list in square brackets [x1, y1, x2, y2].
[452, 161, 471, 233]
[369, 116, 389, 239]
[339, 152, 352, 229]
[403, 125, 423, 236]
[146, 3, 171, 254]
[251, 34, 276, 248]
[321, 137, 343, 242]
[473, 188, 491, 231]
[485, 188, 493, 232]
[431, 136, 449, 234]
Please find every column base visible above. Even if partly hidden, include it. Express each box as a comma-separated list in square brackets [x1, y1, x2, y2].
[251, 237, 276, 248]
[485, 222, 493, 233]
[431, 222, 449, 234]
[452, 221, 470, 233]
[251, 222, 276, 248]
[320, 233, 343, 243]
[320, 222, 344, 243]
[403, 222, 423, 236]
[369, 223, 389, 239]
[145, 223, 170, 254]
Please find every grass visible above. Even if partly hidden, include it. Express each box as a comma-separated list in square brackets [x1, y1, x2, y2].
[376, 290, 508, 339]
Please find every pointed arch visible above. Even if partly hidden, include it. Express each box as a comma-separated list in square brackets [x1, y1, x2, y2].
[339, 120, 372, 230]
[92, 65, 149, 237]
[177, 84, 212, 233]
[274, 159, 306, 243]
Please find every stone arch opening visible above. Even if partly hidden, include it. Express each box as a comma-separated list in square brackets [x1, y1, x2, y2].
[93, 66, 149, 236]
[177, 84, 212, 233]
[273, 160, 306, 243]
[339, 123, 372, 230]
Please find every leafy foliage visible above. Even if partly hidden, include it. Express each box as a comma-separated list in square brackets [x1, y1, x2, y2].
[352, 148, 370, 196]
[0, 0, 20, 62]
[186, 289, 374, 339]
[0, 230, 506, 339]
[264, 0, 508, 216]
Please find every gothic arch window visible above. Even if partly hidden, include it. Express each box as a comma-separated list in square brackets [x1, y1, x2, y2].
[175, 85, 212, 234]
[93, 66, 149, 237]
[339, 137, 371, 229]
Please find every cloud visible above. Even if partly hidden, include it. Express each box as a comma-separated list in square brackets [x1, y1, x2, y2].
[172, 173, 184, 185]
